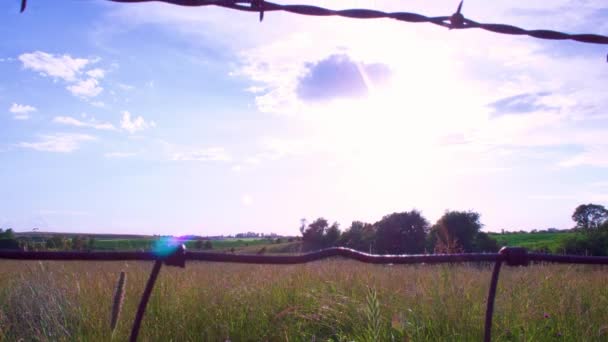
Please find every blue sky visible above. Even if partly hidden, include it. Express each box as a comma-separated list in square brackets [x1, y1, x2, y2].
[1, 0, 607, 236]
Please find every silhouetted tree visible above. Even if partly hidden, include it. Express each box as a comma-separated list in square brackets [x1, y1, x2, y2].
[339, 221, 376, 252]
[430, 211, 483, 253]
[324, 222, 341, 247]
[300, 218, 342, 250]
[374, 211, 429, 254]
[301, 218, 328, 250]
[572, 204, 608, 231]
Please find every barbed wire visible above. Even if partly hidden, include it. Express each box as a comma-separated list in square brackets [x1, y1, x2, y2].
[2, 246, 608, 341]
[19, 0, 608, 46]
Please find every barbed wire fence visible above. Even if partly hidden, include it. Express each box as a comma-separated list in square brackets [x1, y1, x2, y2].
[18, 0, 608, 55]
[2, 246, 608, 341]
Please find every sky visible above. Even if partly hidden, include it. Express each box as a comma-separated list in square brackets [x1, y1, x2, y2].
[1, 0, 607, 236]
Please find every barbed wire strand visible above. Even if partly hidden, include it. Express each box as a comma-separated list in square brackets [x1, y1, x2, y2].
[2, 246, 608, 341]
[18, 0, 604, 46]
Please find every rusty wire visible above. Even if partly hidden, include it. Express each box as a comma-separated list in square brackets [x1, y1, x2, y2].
[18, 0, 608, 46]
[2, 246, 608, 341]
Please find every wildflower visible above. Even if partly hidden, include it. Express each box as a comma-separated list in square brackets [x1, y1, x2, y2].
[543, 313, 550, 319]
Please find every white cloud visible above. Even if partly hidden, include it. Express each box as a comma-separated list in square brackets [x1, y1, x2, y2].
[104, 152, 136, 158]
[9, 103, 36, 120]
[19, 51, 89, 81]
[90, 101, 106, 108]
[86, 68, 105, 79]
[53, 116, 116, 130]
[120, 111, 155, 134]
[19, 51, 105, 98]
[67, 78, 103, 98]
[169, 147, 231, 162]
[18, 133, 96, 153]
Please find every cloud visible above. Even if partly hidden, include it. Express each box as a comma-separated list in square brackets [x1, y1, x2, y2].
[9, 103, 36, 120]
[104, 152, 136, 158]
[297, 54, 391, 101]
[19, 51, 89, 81]
[19, 51, 105, 98]
[67, 78, 103, 98]
[489, 92, 553, 116]
[169, 147, 231, 162]
[86, 68, 105, 79]
[18, 133, 96, 153]
[53, 116, 116, 130]
[120, 111, 156, 134]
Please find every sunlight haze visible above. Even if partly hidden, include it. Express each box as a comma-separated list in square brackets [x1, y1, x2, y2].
[1, 0, 607, 235]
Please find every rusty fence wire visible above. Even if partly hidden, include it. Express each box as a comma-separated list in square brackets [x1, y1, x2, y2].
[2, 246, 608, 341]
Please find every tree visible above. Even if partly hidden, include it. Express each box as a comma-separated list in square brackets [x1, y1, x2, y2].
[0, 228, 15, 239]
[374, 210, 429, 254]
[324, 222, 341, 247]
[194, 239, 204, 250]
[301, 218, 328, 250]
[300, 218, 342, 251]
[339, 221, 376, 252]
[204, 240, 213, 250]
[46, 235, 68, 250]
[572, 204, 608, 231]
[87, 238, 96, 251]
[430, 211, 483, 253]
[71, 236, 86, 250]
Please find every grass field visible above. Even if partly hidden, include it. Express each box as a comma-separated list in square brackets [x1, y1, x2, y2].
[489, 232, 576, 252]
[1, 260, 607, 341]
[91, 238, 277, 251]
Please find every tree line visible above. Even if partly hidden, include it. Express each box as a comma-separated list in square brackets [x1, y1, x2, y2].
[300, 203, 608, 255]
[300, 210, 499, 254]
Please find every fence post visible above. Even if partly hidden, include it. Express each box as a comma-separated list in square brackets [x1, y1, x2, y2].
[129, 244, 186, 342]
[484, 247, 529, 342]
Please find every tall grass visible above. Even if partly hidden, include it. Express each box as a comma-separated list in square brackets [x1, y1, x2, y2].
[0, 260, 607, 341]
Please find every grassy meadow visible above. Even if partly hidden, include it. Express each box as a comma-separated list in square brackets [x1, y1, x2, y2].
[1, 260, 607, 341]
[489, 233, 575, 253]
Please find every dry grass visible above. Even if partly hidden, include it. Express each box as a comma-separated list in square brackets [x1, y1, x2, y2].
[0, 260, 607, 341]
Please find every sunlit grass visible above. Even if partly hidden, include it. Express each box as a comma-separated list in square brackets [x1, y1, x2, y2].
[0, 260, 607, 341]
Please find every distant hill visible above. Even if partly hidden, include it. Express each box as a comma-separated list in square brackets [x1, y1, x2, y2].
[14, 231, 155, 240]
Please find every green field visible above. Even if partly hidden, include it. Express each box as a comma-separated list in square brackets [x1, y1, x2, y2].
[489, 232, 576, 252]
[1, 260, 607, 341]
[91, 238, 278, 251]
